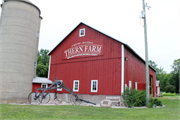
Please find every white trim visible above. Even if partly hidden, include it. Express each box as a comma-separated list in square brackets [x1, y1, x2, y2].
[41, 83, 48, 88]
[121, 45, 124, 94]
[91, 80, 98, 92]
[79, 28, 85, 37]
[57, 80, 63, 91]
[48, 55, 51, 79]
[125, 84, 127, 90]
[73, 80, 79, 92]
[135, 82, 137, 90]
[129, 81, 132, 90]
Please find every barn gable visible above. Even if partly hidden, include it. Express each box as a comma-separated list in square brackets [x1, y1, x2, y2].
[48, 22, 156, 72]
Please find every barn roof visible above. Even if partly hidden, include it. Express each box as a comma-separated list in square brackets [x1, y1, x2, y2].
[32, 77, 52, 84]
[47, 22, 156, 72]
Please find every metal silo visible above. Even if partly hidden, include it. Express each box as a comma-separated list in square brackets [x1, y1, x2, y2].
[0, 0, 42, 103]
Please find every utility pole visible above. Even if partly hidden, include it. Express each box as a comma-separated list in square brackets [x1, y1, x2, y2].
[142, 0, 150, 107]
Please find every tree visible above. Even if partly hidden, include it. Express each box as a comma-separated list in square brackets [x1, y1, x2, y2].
[148, 60, 158, 70]
[36, 49, 50, 78]
[169, 58, 180, 93]
[149, 59, 180, 93]
[171, 58, 180, 74]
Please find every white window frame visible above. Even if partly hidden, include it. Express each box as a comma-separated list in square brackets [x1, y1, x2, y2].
[57, 80, 63, 91]
[129, 81, 132, 90]
[79, 28, 85, 37]
[73, 80, 79, 92]
[91, 80, 98, 92]
[41, 83, 48, 89]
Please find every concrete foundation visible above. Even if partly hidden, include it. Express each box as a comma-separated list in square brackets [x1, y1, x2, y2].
[49, 93, 123, 104]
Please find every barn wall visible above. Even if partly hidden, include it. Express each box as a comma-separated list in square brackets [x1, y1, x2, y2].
[124, 46, 146, 88]
[124, 46, 156, 97]
[49, 23, 123, 95]
[51, 58, 121, 95]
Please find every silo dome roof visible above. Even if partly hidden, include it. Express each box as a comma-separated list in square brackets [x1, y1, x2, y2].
[4, 0, 42, 18]
[4, 0, 33, 5]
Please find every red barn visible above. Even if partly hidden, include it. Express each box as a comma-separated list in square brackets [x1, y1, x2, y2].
[47, 22, 156, 103]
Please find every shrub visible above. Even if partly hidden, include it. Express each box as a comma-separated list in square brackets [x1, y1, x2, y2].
[148, 97, 154, 108]
[122, 88, 147, 107]
[154, 98, 162, 106]
[122, 87, 138, 107]
[135, 90, 146, 107]
[122, 88, 162, 108]
[164, 85, 176, 93]
[163, 92, 176, 96]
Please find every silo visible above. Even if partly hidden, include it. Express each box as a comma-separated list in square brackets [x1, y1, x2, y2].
[0, 0, 42, 103]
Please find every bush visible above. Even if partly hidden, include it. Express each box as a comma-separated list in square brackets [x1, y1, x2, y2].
[122, 87, 138, 107]
[135, 90, 146, 107]
[163, 92, 176, 96]
[164, 85, 176, 93]
[148, 97, 154, 108]
[122, 88, 146, 107]
[154, 98, 162, 106]
[122, 88, 162, 108]
[148, 98, 162, 108]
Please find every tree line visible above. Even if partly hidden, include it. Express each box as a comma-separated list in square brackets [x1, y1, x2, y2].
[36, 49, 179, 93]
[149, 59, 180, 93]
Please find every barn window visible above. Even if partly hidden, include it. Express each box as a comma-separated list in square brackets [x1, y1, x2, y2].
[57, 80, 63, 91]
[79, 28, 85, 37]
[91, 80, 98, 92]
[41, 84, 47, 89]
[73, 80, 79, 92]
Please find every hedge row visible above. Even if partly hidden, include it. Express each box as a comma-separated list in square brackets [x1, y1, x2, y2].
[163, 92, 176, 96]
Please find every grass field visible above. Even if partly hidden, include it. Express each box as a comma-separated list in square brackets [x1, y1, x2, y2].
[0, 97, 180, 119]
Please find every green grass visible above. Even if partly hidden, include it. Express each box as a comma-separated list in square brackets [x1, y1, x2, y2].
[0, 98, 180, 119]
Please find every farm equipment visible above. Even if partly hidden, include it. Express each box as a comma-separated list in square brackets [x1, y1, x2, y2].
[28, 78, 96, 105]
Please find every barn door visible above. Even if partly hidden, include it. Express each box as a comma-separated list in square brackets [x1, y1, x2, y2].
[150, 75, 153, 97]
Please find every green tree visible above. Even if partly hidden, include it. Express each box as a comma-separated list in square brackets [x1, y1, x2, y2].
[36, 49, 50, 77]
[169, 58, 180, 93]
[149, 60, 158, 70]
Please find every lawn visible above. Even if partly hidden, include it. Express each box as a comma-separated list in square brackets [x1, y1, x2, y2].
[0, 98, 180, 119]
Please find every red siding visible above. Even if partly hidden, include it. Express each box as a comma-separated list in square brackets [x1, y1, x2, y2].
[51, 58, 121, 95]
[137, 83, 146, 90]
[32, 83, 53, 93]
